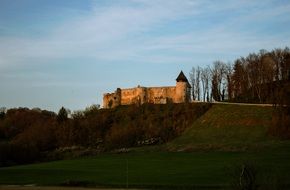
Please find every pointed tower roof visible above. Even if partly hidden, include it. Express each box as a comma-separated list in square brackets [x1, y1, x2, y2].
[176, 71, 189, 82]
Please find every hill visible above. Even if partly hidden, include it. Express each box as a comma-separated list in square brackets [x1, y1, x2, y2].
[166, 104, 278, 151]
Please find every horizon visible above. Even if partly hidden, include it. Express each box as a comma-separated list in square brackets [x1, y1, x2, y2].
[1, 0, 290, 112]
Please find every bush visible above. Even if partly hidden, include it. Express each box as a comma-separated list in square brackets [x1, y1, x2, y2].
[269, 107, 290, 139]
[103, 103, 211, 150]
[269, 80, 290, 139]
[0, 142, 40, 167]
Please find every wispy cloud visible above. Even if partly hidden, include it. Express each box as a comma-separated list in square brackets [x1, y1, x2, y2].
[1, 0, 289, 71]
[0, 0, 200, 68]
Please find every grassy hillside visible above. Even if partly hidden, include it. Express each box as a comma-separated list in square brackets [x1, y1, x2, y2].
[167, 104, 277, 151]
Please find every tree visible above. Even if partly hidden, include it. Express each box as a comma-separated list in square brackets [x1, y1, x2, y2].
[0, 107, 6, 119]
[195, 66, 201, 101]
[71, 110, 84, 119]
[211, 72, 220, 101]
[189, 67, 196, 101]
[205, 67, 211, 102]
[57, 107, 68, 122]
[225, 63, 233, 101]
[261, 53, 276, 102]
[84, 104, 100, 116]
[232, 58, 249, 102]
[211, 61, 226, 101]
[271, 47, 290, 81]
[201, 67, 210, 102]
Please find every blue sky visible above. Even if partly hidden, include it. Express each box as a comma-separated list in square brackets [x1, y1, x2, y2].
[0, 0, 290, 112]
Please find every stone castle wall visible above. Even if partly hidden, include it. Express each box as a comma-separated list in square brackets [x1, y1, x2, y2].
[103, 84, 190, 108]
[103, 71, 191, 108]
[147, 87, 176, 104]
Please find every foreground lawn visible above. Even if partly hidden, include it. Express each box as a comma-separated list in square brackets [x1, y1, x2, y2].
[1, 145, 290, 189]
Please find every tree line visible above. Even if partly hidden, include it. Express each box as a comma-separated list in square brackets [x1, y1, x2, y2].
[189, 47, 290, 104]
[0, 103, 211, 166]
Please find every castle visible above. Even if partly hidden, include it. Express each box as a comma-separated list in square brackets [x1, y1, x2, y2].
[103, 71, 191, 108]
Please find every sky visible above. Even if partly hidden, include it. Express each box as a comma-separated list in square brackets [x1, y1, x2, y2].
[0, 0, 290, 112]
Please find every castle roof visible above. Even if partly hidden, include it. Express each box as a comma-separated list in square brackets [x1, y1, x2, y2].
[176, 71, 189, 82]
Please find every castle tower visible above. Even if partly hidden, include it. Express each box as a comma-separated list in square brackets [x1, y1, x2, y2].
[114, 88, 122, 106]
[175, 71, 191, 103]
[102, 88, 121, 108]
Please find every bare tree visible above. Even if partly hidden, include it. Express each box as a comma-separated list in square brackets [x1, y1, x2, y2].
[195, 66, 201, 101]
[211, 61, 226, 101]
[271, 47, 290, 81]
[201, 67, 211, 102]
[189, 67, 196, 101]
[225, 63, 233, 101]
[206, 67, 211, 102]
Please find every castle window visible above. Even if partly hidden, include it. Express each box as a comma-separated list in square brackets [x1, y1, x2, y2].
[114, 96, 117, 100]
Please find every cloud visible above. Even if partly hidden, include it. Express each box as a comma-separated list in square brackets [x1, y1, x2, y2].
[0, 0, 289, 70]
[0, 0, 200, 69]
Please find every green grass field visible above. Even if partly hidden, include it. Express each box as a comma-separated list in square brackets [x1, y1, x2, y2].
[0, 104, 290, 189]
[1, 148, 290, 189]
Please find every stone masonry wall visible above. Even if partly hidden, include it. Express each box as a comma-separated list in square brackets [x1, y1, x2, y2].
[103, 84, 189, 108]
[147, 87, 176, 103]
